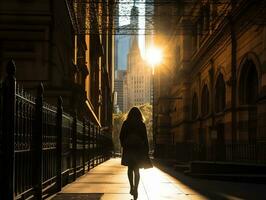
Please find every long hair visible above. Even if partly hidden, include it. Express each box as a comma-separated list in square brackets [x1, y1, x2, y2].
[126, 107, 144, 123]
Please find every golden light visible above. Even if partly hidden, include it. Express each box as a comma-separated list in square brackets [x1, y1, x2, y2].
[145, 46, 163, 67]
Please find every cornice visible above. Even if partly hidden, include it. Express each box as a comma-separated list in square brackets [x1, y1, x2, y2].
[190, 19, 230, 74]
[189, 0, 255, 76]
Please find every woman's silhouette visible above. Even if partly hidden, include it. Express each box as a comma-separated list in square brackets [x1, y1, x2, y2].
[120, 107, 152, 200]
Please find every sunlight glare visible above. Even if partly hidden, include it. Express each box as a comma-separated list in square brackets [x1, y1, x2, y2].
[145, 47, 163, 67]
[140, 168, 163, 199]
[140, 167, 188, 199]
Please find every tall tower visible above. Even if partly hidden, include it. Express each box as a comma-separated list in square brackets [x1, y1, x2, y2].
[123, 1, 151, 112]
[128, 1, 140, 72]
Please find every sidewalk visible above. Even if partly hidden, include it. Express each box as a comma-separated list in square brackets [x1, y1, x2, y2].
[50, 158, 266, 200]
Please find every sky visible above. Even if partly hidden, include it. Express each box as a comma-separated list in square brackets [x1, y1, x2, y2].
[119, 0, 146, 57]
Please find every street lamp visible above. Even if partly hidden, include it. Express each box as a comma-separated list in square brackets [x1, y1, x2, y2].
[145, 46, 163, 156]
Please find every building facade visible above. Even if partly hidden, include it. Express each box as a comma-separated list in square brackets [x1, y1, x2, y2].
[153, 0, 266, 161]
[114, 2, 152, 113]
[123, 35, 151, 113]
[0, 0, 115, 130]
[114, 70, 126, 112]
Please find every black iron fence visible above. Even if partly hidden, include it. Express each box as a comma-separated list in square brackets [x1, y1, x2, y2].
[0, 60, 113, 200]
[156, 142, 266, 163]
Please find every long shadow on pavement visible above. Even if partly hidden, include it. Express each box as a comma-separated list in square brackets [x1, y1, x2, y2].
[154, 160, 266, 200]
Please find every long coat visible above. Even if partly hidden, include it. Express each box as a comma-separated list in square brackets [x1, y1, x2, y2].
[119, 120, 152, 169]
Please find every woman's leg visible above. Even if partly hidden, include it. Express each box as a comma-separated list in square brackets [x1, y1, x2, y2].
[133, 167, 140, 189]
[127, 166, 134, 192]
[133, 167, 140, 199]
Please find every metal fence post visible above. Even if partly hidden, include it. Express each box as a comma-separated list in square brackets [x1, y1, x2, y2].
[82, 118, 86, 174]
[88, 121, 92, 171]
[33, 83, 43, 199]
[2, 60, 16, 200]
[72, 111, 77, 180]
[56, 97, 63, 192]
[97, 126, 100, 164]
[95, 126, 98, 165]
[92, 124, 95, 168]
[100, 128, 103, 162]
[96, 125, 99, 165]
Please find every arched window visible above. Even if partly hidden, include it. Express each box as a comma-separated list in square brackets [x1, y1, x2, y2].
[192, 93, 198, 119]
[201, 84, 209, 116]
[215, 73, 226, 113]
[239, 59, 259, 144]
[239, 59, 259, 105]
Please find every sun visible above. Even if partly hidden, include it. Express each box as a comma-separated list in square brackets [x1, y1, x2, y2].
[145, 47, 163, 67]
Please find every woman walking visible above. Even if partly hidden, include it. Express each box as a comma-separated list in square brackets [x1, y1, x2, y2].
[120, 107, 152, 200]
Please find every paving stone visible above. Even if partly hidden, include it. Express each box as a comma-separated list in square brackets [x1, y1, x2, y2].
[51, 193, 103, 200]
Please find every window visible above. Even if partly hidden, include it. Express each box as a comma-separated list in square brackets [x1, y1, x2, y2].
[239, 59, 259, 105]
[215, 73, 226, 113]
[201, 84, 209, 116]
[192, 93, 198, 119]
[238, 58, 259, 144]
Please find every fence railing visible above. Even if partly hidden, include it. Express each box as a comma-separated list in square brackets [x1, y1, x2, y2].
[0, 60, 113, 200]
[156, 142, 266, 164]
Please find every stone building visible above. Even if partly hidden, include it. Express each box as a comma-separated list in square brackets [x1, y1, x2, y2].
[0, 0, 115, 129]
[123, 35, 151, 113]
[153, 0, 266, 160]
[114, 70, 126, 112]
[114, 2, 152, 113]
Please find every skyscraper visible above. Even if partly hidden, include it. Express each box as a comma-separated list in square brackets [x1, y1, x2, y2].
[114, 70, 126, 112]
[123, 3, 151, 112]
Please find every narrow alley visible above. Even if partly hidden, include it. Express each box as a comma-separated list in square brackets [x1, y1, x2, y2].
[1, 0, 266, 199]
